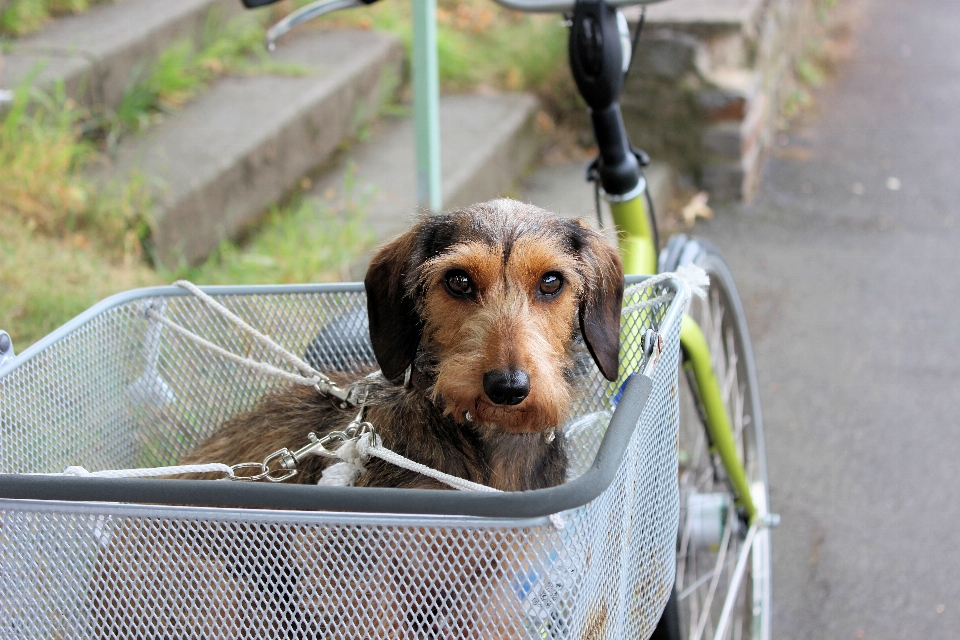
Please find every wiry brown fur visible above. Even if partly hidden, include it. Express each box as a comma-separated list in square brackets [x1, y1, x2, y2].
[177, 199, 623, 492]
[177, 377, 568, 492]
[92, 199, 624, 639]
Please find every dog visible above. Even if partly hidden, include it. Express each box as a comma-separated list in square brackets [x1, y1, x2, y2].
[91, 199, 624, 638]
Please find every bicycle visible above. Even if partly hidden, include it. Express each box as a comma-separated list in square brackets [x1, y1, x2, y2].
[0, 0, 774, 637]
[249, 0, 778, 638]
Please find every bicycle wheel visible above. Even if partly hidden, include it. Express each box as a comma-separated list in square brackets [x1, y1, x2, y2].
[654, 235, 772, 640]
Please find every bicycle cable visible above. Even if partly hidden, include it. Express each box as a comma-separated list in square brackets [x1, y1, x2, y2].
[626, 5, 660, 255]
[624, 4, 646, 80]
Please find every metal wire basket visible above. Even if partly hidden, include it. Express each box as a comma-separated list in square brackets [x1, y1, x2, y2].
[0, 276, 683, 640]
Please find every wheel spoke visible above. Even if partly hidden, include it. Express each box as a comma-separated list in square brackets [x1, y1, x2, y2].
[714, 524, 759, 640]
[690, 507, 734, 640]
[665, 247, 770, 640]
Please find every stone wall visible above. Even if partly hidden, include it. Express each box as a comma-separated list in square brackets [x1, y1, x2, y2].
[621, 0, 821, 201]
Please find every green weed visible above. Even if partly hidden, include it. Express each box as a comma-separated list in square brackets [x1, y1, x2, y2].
[172, 182, 375, 286]
[308, 0, 571, 100]
[0, 0, 94, 36]
[816, 0, 839, 24]
[795, 55, 825, 87]
[0, 79, 96, 236]
[0, 76, 155, 257]
[781, 87, 812, 121]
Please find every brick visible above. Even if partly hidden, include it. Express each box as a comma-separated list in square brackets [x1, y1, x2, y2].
[632, 29, 704, 80]
[700, 161, 745, 201]
[702, 122, 743, 160]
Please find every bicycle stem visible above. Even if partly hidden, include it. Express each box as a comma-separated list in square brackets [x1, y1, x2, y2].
[569, 0, 657, 274]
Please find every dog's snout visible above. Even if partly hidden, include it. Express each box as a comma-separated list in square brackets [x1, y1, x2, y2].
[482, 369, 530, 406]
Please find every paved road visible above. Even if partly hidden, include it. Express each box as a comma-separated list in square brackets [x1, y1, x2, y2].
[697, 0, 960, 637]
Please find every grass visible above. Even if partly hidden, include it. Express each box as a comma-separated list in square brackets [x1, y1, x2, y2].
[0, 76, 156, 252]
[0, 0, 95, 37]
[304, 0, 577, 114]
[0, 81, 93, 236]
[0, 216, 162, 348]
[1, 183, 373, 349]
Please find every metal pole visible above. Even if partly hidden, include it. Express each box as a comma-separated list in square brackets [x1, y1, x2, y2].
[411, 0, 442, 212]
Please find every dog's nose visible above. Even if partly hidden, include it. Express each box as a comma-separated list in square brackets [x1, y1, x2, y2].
[482, 369, 530, 406]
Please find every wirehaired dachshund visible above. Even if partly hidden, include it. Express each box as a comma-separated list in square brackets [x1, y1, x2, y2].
[92, 198, 624, 639]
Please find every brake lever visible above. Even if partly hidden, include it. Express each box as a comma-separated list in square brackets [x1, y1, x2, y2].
[265, 0, 379, 50]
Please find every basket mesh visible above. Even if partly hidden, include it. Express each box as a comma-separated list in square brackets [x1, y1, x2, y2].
[0, 283, 680, 640]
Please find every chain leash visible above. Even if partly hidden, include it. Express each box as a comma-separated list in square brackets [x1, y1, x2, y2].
[228, 407, 374, 482]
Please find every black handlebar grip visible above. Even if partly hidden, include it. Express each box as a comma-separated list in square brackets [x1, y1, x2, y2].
[569, 0, 623, 111]
[242, 0, 380, 7]
[569, 0, 641, 198]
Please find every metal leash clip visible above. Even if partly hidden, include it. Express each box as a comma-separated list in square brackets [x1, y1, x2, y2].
[641, 329, 664, 377]
[229, 408, 373, 482]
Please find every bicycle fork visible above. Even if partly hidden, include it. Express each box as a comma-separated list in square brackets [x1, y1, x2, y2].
[680, 316, 759, 523]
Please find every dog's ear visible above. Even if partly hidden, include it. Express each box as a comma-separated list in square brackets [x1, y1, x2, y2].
[570, 222, 624, 382]
[364, 230, 423, 380]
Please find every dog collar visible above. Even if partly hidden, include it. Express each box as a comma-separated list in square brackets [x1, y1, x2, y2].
[406, 364, 435, 396]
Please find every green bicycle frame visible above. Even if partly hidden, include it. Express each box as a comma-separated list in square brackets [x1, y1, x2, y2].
[611, 193, 759, 523]
[609, 197, 658, 275]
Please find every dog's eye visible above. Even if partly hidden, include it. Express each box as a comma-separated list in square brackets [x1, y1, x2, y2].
[445, 270, 474, 297]
[538, 272, 563, 296]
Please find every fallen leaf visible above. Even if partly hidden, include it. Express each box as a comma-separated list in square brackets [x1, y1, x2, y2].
[681, 191, 713, 228]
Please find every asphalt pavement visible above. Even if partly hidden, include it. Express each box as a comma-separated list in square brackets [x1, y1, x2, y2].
[692, 0, 960, 637]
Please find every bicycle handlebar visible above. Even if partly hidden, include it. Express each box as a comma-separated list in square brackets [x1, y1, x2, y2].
[264, 0, 374, 49]
[489, 0, 664, 13]
[251, 0, 657, 202]
[246, 0, 666, 17]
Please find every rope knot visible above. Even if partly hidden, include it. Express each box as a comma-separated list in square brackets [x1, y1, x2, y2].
[675, 263, 709, 300]
[354, 431, 380, 459]
[316, 432, 377, 487]
[62, 466, 92, 477]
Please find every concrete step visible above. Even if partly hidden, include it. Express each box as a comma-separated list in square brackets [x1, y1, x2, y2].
[94, 28, 403, 266]
[1, 0, 242, 110]
[307, 92, 543, 275]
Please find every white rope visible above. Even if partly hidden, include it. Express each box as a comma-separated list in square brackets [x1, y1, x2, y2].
[172, 280, 320, 379]
[316, 437, 367, 487]
[145, 309, 322, 387]
[317, 433, 566, 528]
[46, 463, 234, 479]
[622, 264, 709, 315]
[144, 280, 343, 390]
[358, 432, 500, 493]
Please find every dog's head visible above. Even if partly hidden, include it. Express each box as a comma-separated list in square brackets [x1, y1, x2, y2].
[364, 199, 623, 433]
